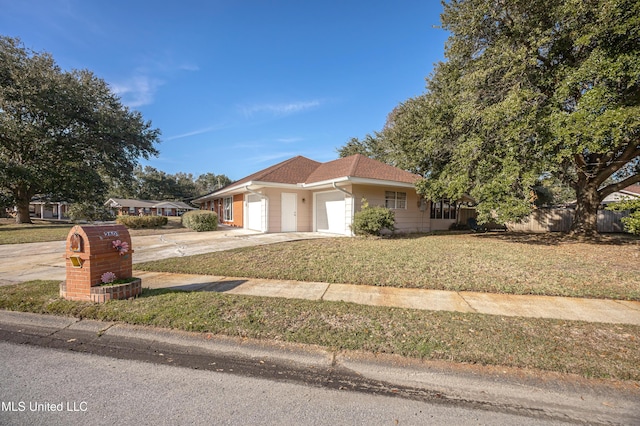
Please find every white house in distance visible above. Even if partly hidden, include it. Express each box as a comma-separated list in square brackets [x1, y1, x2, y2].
[193, 154, 472, 236]
[601, 183, 640, 204]
[104, 198, 196, 217]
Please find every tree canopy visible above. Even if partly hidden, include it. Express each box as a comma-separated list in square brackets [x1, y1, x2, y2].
[113, 166, 231, 202]
[0, 36, 160, 223]
[340, 0, 640, 235]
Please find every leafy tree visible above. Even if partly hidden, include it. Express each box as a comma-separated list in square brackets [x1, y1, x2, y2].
[67, 202, 115, 223]
[340, 1, 640, 235]
[0, 37, 160, 223]
[607, 199, 640, 235]
[194, 172, 232, 195]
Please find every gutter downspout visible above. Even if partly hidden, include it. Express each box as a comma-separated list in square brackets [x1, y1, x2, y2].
[332, 182, 354, 236]
[245, 185, 269, 232]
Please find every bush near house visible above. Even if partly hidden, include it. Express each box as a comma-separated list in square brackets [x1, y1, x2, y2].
[181, 210, 218, 232]
[116, 215, 168, 229]
[608, 199, 640, 235]
[351, 199, 395, 236]
[68, 202, 115, 222]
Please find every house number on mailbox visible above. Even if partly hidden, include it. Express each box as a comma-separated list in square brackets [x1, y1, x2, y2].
[104, 231, 119, 237]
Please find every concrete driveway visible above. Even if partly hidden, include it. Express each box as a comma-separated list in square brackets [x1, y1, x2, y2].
[0, 227, 336, 285]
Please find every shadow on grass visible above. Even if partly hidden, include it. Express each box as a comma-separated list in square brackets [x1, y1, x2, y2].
[139, 279, 248, 297]
[471, 232, 640, 246]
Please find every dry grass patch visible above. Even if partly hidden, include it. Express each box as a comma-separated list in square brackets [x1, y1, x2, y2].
[136, 233, 640, 300]
[1, 280, 639, 381]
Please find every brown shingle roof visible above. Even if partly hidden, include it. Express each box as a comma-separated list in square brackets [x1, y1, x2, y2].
[622, 184, 640, 196]
[231, 156, 322, 186]
[305, 154, 420, 184]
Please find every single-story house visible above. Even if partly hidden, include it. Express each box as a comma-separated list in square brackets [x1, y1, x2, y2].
[192, 154, 473, 235]
[601, 184, 640, 204]
[28, 198, 70, 220]
[104, 198, 197, 217]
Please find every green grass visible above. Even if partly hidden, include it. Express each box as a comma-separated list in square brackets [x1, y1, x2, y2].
[2, 280, 639, 381]
[0, 217, 191, 244]
[136, 233, 640, 300]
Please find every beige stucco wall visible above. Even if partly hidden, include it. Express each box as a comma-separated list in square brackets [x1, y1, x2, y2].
[350, 184, 431, 233]
[261, 188, 313, 233]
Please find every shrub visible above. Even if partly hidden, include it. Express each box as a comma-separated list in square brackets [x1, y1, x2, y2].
[68, 202, 115, 222]
[116, 215, 168, 229]
[351, 199, 395, 236]
[181, 210, 218, 232]
[607, 199, 640, 235]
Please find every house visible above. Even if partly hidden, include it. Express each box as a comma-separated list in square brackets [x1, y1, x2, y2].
[104, 198, 196, 217]
[601, 184, 640, 204]
[192, 154, 468, 235]
[28, 198, 70, 220]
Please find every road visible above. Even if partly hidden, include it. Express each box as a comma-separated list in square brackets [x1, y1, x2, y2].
[0, 341, 569, 426]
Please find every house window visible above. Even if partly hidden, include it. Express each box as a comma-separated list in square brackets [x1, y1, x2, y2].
[129, 207, 135, 215]
[223, 197, 233, 222]
[385, 191, 407, 209]
[430, 199, 457, 219]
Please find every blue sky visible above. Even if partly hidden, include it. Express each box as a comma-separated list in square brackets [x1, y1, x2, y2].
[1, 1, 448, 181]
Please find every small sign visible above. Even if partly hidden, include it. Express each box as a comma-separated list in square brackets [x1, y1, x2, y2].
[104, 231, 119, 237]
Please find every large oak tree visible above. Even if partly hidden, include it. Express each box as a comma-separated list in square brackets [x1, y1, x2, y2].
[341, 0, 640, 236]
[0, 36, 160, 223]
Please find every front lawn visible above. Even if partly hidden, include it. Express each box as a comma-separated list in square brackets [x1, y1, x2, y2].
[136, 233, 640, 300]
[1, 280, 639, 381]
[0, 217, 191, 244]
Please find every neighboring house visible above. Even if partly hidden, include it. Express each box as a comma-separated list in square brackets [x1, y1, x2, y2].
[193, 154, 469, 235]
[601, 184, 640, 204]
[105, 198, 196, 217]
[28, 198, 70, 220]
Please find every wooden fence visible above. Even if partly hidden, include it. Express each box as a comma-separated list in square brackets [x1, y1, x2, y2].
[506, 208, 628, 233]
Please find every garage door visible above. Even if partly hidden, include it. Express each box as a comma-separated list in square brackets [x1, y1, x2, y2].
[246, 194, 264, 231]
[315, 191, 346, 234]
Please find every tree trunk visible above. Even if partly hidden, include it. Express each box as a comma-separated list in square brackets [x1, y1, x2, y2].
[570, 184, 600, 237]
[14, 187, 33, 224]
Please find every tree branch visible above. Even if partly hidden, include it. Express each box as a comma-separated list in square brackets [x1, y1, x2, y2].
[599, 173, 640, 199]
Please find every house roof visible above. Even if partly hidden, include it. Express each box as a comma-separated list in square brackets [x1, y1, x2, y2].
[621, 184, 640, 196]
[105, 198, 196, 210]
[305, 154, 420, 185]
[232, 156, 322, 186]
[193, 154, 421, 203]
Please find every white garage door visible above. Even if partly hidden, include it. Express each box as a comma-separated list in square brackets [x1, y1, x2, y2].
[246, 194, 264, 231]
[315, 191, 346, 234]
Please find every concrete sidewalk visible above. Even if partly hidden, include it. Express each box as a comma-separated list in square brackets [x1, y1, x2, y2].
[135, 270, 640, 325]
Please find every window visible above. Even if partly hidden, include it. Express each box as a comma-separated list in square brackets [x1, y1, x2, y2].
[223, 197, 233, 222]
[385, 191, 407, 209]
[430, 199, 457, 219]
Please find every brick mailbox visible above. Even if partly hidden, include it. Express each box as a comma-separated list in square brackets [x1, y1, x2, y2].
[60, 224, 141, 303]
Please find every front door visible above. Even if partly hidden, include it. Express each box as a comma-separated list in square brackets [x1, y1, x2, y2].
[281, 193, 297, 232]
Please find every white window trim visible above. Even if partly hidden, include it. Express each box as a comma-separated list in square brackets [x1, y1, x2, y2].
[223, 196, 233, 222]
[385, 191, 407, 210]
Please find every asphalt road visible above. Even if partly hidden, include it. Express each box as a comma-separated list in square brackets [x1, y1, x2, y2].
[0, 341, 569, 426]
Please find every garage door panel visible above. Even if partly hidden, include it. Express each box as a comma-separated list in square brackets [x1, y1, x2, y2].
[246, 194, 263, 231]
[316, 191, 346, 234]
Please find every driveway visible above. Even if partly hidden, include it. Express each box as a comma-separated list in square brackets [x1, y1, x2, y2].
[0, 227, 337, 285]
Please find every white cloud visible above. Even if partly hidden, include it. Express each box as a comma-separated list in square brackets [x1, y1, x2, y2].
[239, 100, 321, 118]
[110, 74, 164, 108]
[247, 152, 297, 165]
[276, 137, 304, 144]
[164, 125, 226, 142]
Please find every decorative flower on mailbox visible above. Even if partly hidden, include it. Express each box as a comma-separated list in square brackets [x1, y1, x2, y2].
[112, 240, 129, 255]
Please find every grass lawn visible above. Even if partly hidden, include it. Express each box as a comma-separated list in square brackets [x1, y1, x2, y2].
[1, 280, 638, 381]
[136, 233, 640, 300]
[0, 217, 192, 244]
